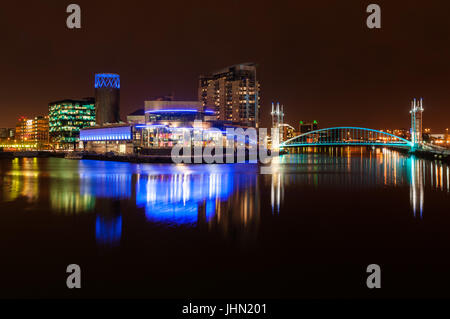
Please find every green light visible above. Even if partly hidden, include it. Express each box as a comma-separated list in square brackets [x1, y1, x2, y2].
[313, 120, 317, 124]
[299, 121, 303, 124]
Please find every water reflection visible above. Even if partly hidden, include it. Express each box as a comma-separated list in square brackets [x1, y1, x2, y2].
[269, 148, 450, 218]
[271, 173, 284, 214]
[136, 173, 234, 225]
[74, 161, 259, 244]
[2, 158, 40, 202]
[409, 157, 424, 219]
[50, 179, 96, 215]
[95, 200, 122, 247]
[1, 149, 449, 248]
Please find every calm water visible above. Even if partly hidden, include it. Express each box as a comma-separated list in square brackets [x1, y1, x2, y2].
[1, 148, 450, 298]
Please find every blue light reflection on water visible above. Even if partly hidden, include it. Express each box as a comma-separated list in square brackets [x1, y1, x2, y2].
[96, 215, 122, 246]
[135, 173, 234, 226]
[3, 152, 449, 248]
[75, 161, 257, 241]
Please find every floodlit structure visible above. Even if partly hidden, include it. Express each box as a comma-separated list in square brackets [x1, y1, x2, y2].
[410, 98, 424, 147]
[271, 102, 284, 143]
[80, 124, 134, 154]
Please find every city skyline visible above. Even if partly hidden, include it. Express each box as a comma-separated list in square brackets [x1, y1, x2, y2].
[2, 1, 450, 306]
[1, 1, 450, 131]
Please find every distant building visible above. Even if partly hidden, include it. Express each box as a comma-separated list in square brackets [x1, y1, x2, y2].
[34, 116, 49, 145]
[199, 63, 260, 128]
[392, 128, 410, 140]
[0, 128, 15, 141]
[299, 121, 318, 134]
[49, 98, 96, 149]
[279, 123, 296, 141]
[95, 73, 120, 125]
[12, 116, 49, 149]
[127, 109, 145, 125]
[15, 116, 32, 142]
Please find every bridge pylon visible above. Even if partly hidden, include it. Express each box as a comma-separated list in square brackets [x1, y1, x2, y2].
[410, 98, 424, 149]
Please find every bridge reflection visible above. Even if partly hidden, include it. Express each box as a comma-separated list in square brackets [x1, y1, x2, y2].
[267, 148, 450, 218]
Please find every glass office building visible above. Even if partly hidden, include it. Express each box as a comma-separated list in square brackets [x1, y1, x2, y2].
[49, 98, 96, 149]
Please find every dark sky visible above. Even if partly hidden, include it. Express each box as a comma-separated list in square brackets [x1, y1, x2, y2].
[1, 0, 449, 131]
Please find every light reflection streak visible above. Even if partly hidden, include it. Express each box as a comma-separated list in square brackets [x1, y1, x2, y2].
[274, 148, 449, 219]
[409, 157, 424, 219]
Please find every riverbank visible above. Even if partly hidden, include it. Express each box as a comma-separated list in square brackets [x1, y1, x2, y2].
[0, 150, 268, 164]
[0, 151, 65, 159]
[3, 147, 450, 164]
[411, 148, 450, 162]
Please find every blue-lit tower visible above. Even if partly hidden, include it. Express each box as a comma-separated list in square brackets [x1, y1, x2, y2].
[95, 73, 120, 125]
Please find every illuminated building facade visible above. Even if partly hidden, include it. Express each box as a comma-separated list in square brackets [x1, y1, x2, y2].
[279, 123, 296, 141]
[95, 73, 120, 125]
[199, 63, 260, 128]
[81, 97, 250, 154]
[34, 116, 49, 145]
[15, 117, 32, 142]
[80, 124, 134, 154]
[13, 116, 49, 149]
[142, 99, 216, 148]
[49, 98, 96, 149]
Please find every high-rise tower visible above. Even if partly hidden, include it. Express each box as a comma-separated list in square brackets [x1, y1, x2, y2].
[95, 73, 120, 125]
[198, 63, 260, 128]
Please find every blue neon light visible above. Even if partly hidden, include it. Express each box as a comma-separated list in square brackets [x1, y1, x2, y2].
[146, 109, 198, 113]
[135, 124, 168, 129]
[80, 126, 132, 141]
[95, 73, 120, 89]
[145, 109, 215, 114]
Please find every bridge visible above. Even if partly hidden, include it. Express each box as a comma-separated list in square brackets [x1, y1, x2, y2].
[277, 99, 450, 158]
[280, 127, 414, 149]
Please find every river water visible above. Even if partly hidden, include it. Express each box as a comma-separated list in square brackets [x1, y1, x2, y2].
[0, 147, 449, 298]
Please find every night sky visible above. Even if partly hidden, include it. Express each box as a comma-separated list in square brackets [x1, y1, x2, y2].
[1, 0, 449, 131]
